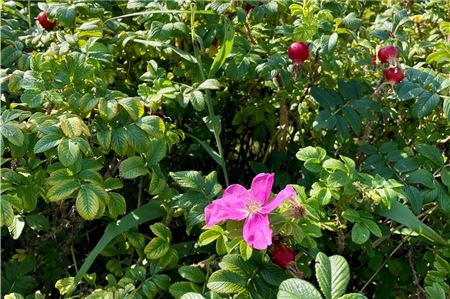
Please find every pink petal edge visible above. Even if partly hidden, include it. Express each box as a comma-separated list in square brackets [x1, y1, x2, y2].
[242, 213, 273, 250]
[260, 185, 296, 214]
[250, 173, 275, 204]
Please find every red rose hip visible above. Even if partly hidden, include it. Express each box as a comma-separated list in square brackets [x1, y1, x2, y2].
[271, 244, 296, 268]
[377, 45, 397, 63]
[384, 67, 404, 84]
[288, 42, 309, 64]
[37, 11, 56, 30]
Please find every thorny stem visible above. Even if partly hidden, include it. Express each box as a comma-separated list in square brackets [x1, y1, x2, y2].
[190, 8, 229, 186]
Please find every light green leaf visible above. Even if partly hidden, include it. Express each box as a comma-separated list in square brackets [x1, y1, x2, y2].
[277, 278, 323, 299]
[119, 156, 148, 179]
[169, 282, 202, 299]
[1, 123, 24, 146]
[178, 265, 206, 283]
[209, 17, 234, 77]
[57, 138, 81, 167]
[361, 219, 382, 238]
[338, 294, 368, 299]
[351, 223, 370, 244]
[136, 115, 165, 138]
[47, 179, 80, 202]
[180, 293, 205, 299]
[108, 192, 126, 219]
[0, 198, 14, 227]
[76, 184, 100, 220]
[60, 116, 83, 138]
[150, 222, 172, 243]
[8, 215, 25, 240]
[198, 79, 221, 90]
[144, 237, 170, 259]
[315, 252, 350, 299]
[34, 134, 61, 153]
[55, 277, 76, 296]
[119, 97, 144, 121]
[207, 269, 246, 294]
[198, 229, 222, 246]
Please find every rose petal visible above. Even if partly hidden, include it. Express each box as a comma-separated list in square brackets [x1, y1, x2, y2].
[250, 173, 275, 204]
[260, 185, 296, 214]
[243, 213, 272, 250]
[204, 184, 250, 227]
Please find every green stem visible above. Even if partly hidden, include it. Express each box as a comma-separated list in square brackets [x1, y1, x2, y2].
[190, 8, 229, 186]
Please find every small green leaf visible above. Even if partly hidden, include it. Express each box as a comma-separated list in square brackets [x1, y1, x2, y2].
[239, 240, 253, 261]
[0, 199, 14, 227]
[198, 229, 222, 246]
[415, 143, 444, 166]
[108, 192, 126, 219]
[58, 138, 81, 167]
[8, 215, 25, 240]
[1, 123, 24, 146]
[144, 237, 170, 259]
[198, 79, 221, 90]
[207, 269, 246, 294]
[315, 252, 350, 299]
[351, 223, 370, 244]
[47, 179, 80, 202]
[338, 294, 368, 299]
[178, 265, 206, 283]
[55, 277, 76, 295]
[361, 219, 382, 238]
[76, 184, 100, 220]
[278, 278, 323, 299]
[169, 282, 202, 299]
[119, 156, 148, 179]
[34, 134, 61, 153]
[150, 222, 172, 243]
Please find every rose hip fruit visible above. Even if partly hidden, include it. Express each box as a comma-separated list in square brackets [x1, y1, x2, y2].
[377, 45, 397, 63]
[384, 67, 405, 84]
[288, 42, 309, 64]
[271, 244, 296, 269]
[37, 11, 56, 30]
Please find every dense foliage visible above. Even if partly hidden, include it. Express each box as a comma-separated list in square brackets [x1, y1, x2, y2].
[1, 0, 449, 298]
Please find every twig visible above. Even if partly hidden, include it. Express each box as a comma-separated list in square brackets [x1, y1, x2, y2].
[245, 22, 257, 44]
[407, 247, 426, 297]
[298, 48, 321, 103]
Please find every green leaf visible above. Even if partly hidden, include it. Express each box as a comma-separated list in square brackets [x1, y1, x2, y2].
[146, 138, 167, 166]
[119, 97, 144, 121]
[60, 116, 83, 138]
[403, 186, 423, 214]
[69, 201, 165, 295]
[76, 184, 100, 220]
[361, 219, 382, 238]
[170, 171, 204, 190]
[296, 146, 327, 162]
[57, 138, 81, 167]
[55, 277, 76, 296]
[34, 134, 61, 153]
[1, 123, 24, 146]
[278, 278, 323, 299]
[119, 156, 148, 179]
[441, 167, 450, 188]
[150, 222, 172, 243]
[443, 98, 450, 121]
[338, 294, 368, 299]
[136, 115, 165, 138]
[108, 192, 126, 219]
[425, 283, 446, 299]
[47, 179, 80, 202]
[239, 241, 253, 261]
[180, 293, 205, 299]
[411, 92, 439, 118]
[415, 143, 444, 166]
[351, 223, 370, 244]
[315, 252, 350, 299]
[169, 282, 202, 299]
[198, 79, 221, 90]
[375, 201, 447, 245]
[198, 229, 222, 246]
[178, 266, 206, 283]
[25, 214, 50, 231]
[144, 237, 170, 259]
[209, 18, 234, 77]
[8, 215, 25, 240]
[21, 89, 43, 108]
[207, 269, 246, 294]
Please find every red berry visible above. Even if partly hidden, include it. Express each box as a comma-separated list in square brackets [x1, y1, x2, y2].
[37, 11, 56, 30]
[244, 3, 255, 12]
[271, 244, 296, 269]
[384, 67, 404, 84]
[377, 45, 397, 63]
[288, 42, 309, 64]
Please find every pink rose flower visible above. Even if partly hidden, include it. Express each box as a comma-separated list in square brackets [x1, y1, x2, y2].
[204, 173, 296, 250]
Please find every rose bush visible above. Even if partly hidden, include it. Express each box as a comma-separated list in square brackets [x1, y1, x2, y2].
[1, 0, 449, 298]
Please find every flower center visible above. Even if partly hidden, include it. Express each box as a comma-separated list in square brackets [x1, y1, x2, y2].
[245, 200, 262, 215]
